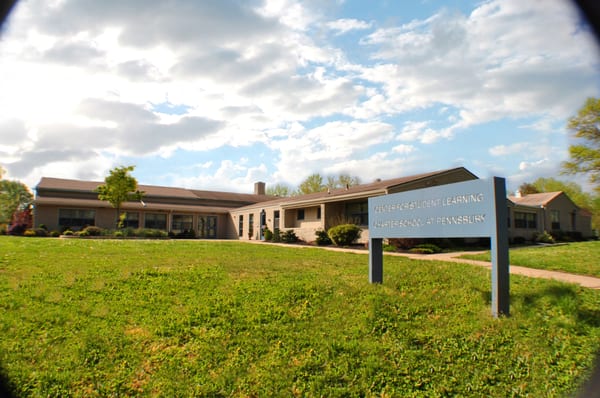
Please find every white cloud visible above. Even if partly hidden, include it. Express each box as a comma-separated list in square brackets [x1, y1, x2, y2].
[327, 18, 373, 35]
[0, 0, 598, 192]
[489, 142, 528, 157]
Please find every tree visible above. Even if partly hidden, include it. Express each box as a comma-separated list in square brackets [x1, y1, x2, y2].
[297, 173, 325, 194]
[518, 182, 539, 195]
[562, 97, 600, 193]
[0, 179, 33, 226]
[266, 183, 291, 197]
[298, 173, 361, 195]
[95, 166, 144, 228]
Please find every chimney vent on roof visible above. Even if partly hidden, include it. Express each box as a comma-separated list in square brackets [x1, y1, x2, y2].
[254, 181, 266, 195]
[375, 178, 381, 182]
[515, 190, 522, 198]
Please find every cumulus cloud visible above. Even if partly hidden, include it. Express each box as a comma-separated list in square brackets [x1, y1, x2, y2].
[327, 18, 373, 35]
[357, 0, 599, 129]
[0, 0, 598, 190]
[489, 142, 528, 157]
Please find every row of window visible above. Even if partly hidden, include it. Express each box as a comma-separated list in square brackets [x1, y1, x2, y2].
[512, 210, 561, 230]
[58, 209, 217, 237]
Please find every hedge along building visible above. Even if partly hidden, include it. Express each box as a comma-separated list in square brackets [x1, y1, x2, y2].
[34, 177, 272, 237]
[229, 167, 479, 243]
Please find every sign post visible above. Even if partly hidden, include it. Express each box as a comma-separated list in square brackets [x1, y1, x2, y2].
[368, 177, 509, 318]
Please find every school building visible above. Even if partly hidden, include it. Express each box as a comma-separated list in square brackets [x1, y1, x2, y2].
[33, 167, 593, 242]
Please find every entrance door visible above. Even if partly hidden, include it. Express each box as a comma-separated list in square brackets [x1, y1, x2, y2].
[198, 216, 217, 238]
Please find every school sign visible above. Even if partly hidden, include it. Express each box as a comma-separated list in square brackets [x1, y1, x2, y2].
[368, 178, 509, 317]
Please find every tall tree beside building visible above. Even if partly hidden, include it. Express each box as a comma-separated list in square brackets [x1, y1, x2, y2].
[0, 179, 33, 227]
[518, 182, 539, 195]
[562, 97, 600, 193]
[297, 173, 325, 194]
[95, 165, 144, 228]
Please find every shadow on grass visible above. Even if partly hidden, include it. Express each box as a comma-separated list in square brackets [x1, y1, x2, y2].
[474, 284, 600, 328]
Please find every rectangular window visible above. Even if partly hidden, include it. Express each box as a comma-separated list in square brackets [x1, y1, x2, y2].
[526, 213, 537, 229]
[249, 214, 254, 237]
[144, 213, 167, 230]
[238, 215, 244, 237]
[122, 212, 139, 228]
[515, 212, 536, 229]
[274, 211, 280, 230]
[297, 209, 305, 220]
[346, 201, 369, 225]
[58, 209, 95, 229]
[317, 206, 321, 220]
[551, 210, 560, 230]
[172, 214, 193, 232]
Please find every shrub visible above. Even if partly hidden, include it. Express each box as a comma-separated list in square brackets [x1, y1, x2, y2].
[387, 238, 424, 250]
[133, 228, 168, 238]
[315, 229, 332, 246]
[23, 229, 37, 237]
[114, 230, 124, 238]
[263, 227, 273, 241]
[280, 229, 298, 243]
[62, 229, 74, 236]
[34, 228, 48, 237]
[82, 226, 104, 236]
[535, 231, 555, 244]
[76, 230, 90, 237]
[328, 224, 362, 246]
[38, 224, 48, 231]
[408, 243, 442, 254]
[50, 230, 60, 237]
[383, 244, 396, 252]
[272, 228, 282, 243]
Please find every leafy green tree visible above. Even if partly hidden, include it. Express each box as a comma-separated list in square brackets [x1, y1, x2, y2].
[95, 166, 144, 228]
[518, 182, 539, 195]
[562, 97, 600, 193]
[266, 183, 291, 197]
[0, 179, 33, 225]
[298, 173, 325, 194]
[298, 173, 361, 194]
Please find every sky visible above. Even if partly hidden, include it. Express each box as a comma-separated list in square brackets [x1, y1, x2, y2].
[0, 0, 599, 195]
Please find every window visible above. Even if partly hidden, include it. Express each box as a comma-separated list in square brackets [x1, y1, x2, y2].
[58, 209, 95, 229]
[198, 216, 217, 238]
[249, 214, 254, 237]
[317, 206, 321, 219]
[122, 212, 139, 228]
[144, 213, 167, 230]
[551, 210, 560, 230]
[172, 214, 193, 232]
[346, 201, 368, 225]
[514, 212, 536, 229]
[274, 210, 280, 230]
[297, 209, 305, 220]
[238, 215, 244, 237]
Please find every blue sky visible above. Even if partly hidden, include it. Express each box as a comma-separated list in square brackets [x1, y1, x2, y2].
[0, 0, 599, 194]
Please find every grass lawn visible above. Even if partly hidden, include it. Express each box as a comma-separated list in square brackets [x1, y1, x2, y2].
[459, 241, 600, 278]
[1, 237, 600, 397]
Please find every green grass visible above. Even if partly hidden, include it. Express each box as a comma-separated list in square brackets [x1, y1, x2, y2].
[460, 241, 600, 277]
[1, 237, 599, 397]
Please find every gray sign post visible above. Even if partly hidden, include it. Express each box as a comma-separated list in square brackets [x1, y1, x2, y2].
[368, 177, 509, 318]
